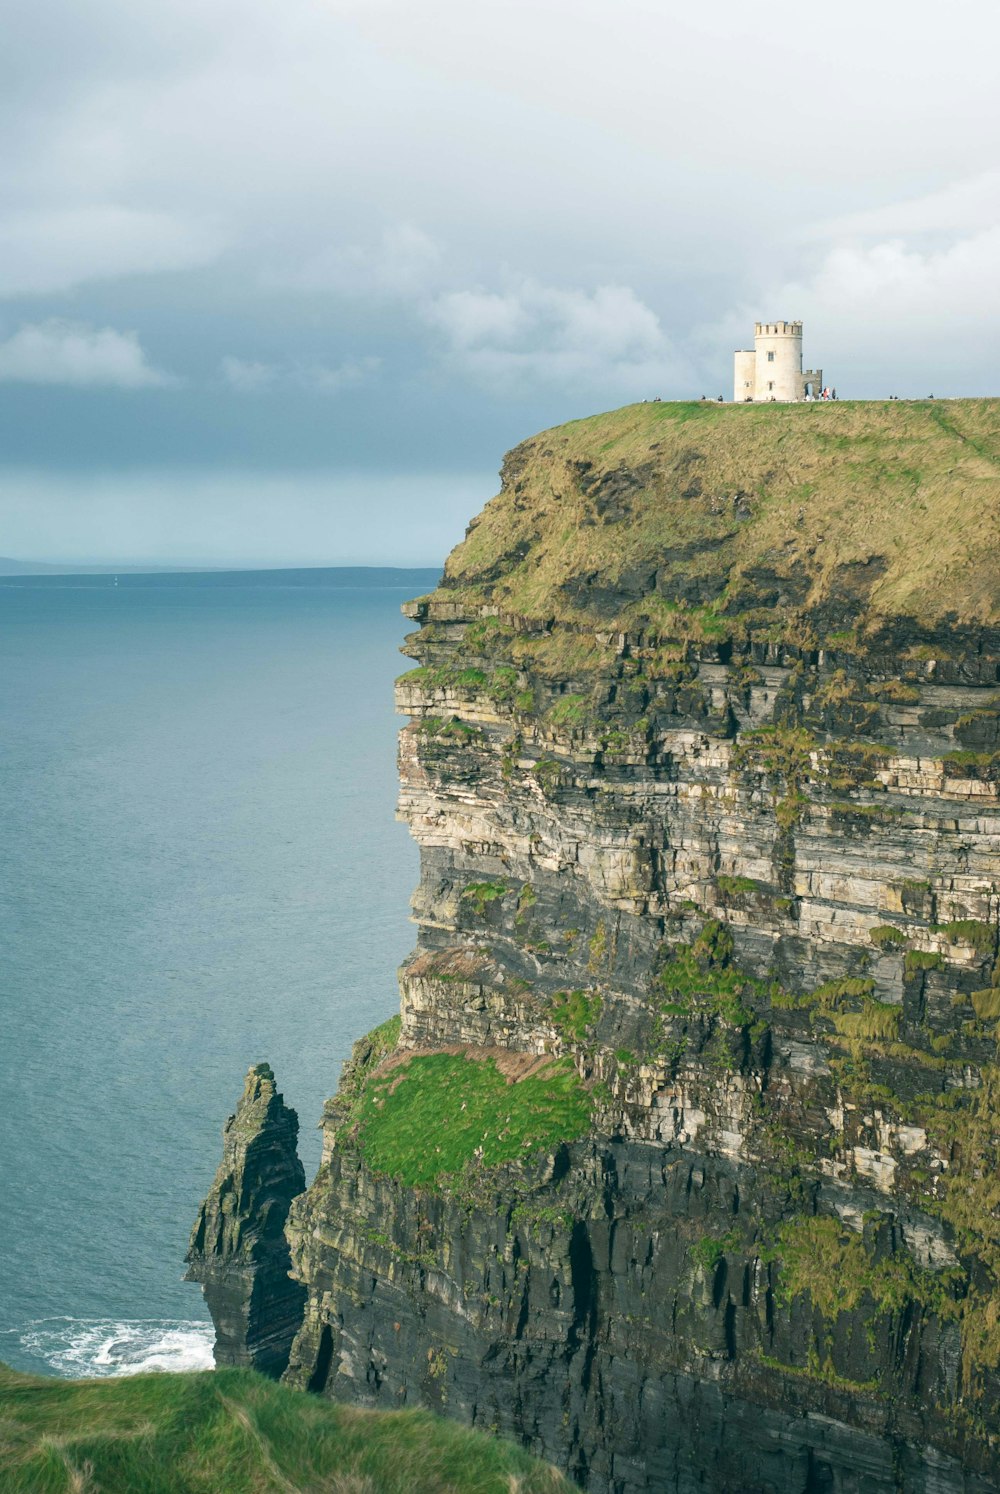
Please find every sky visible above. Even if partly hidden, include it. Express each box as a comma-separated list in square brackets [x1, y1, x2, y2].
[1, 0, 998, 566]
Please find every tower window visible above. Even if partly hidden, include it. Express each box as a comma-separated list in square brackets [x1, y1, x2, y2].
[767, 381, 774, 391]
[767, 352, 775, 362]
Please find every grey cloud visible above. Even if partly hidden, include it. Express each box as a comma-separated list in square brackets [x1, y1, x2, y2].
[266, 224, 444, 297]
[0, 207, 223, 298]
[324, 0, 1000, 193]
[803, 173, 1000, 243]
[219, 356, 279, 392]
[423, 280, 694, 395]
[303, 357, 382, 394]
[425, 289, 531, 349]
[220, 354, 381, 394]
[0, 320, 176, 388]
[8, 0, 997, 318]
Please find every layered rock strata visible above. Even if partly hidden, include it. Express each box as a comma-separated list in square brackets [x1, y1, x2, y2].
[187, 1062, 306, 1378]
[195, 401, 1000, 1491]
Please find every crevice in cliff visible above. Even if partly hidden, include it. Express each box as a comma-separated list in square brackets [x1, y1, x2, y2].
[307, 1326, 334, 1395]
[712, 1258, 728, 1311]
[804, 1453, 835, 1494]
[568, 1224, 594, 1336]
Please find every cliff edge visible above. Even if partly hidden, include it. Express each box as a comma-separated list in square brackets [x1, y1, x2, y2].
[195, 399, 1000, 1493]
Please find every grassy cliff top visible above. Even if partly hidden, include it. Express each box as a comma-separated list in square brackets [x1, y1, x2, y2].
[0, 1362, 571, 1493]
[436, 399, 1000, 639]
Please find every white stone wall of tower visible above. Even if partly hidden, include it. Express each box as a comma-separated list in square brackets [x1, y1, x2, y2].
[753, 323, 802, 401]
[733, 350, 756, 402]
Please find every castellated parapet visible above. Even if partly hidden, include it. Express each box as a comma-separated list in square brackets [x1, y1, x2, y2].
[733, 319, 823, 402]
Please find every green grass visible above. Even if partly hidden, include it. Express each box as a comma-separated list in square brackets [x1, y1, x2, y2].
[690, 1231, 740, 1273]
[803, 977, 875, 1007]
[417, 716, 482, 743]
[0, 1363, 571, 1493]
[942, 750, 1000, 780]
[932, 920, 996, 955]
[868, 924, 907, 950]
[829, 997, 902, 1042]
[460, 881, 509, 916]
[904, 950, 944, 976]
[547, 693, 590, 729]
[357, 1052, 593, 1186]
[971, 987, 1000, 1020]
[715, 874, 762, 900]
[365, 1013, 402, 1054]
[396, 664, 519, 706]
[396, 664, 487, 691]
[549, 988, 602, 1041]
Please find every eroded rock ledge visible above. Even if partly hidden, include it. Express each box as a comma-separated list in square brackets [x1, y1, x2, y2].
[194, 401, 1000, 1492]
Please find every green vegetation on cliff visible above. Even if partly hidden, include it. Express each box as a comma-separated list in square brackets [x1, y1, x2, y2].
[0, 1363, 571, 1493]
[433, 399, 1000, 638]
[356, 1051, 592, 1186]
[770, 1216, 961, 1322]
[657, 920, 773, 1032]
[549, 987, 603, 1041]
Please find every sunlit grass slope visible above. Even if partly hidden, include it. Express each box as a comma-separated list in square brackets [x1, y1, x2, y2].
[437, 399, 1000, 634]
[357, 1052, 592, 1186]
[0, 1363, 571, 1493]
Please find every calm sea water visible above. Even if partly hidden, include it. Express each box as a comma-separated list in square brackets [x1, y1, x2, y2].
[0, 572, 437, 1377]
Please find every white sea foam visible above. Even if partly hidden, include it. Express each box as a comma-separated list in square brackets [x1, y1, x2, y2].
[15, 1318, 215, 1377]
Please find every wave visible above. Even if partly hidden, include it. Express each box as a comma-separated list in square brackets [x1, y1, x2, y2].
[12, 1317, 215, 1377]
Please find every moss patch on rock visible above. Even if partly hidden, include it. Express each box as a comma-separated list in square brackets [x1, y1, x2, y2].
[770, 1216, 961, 1322]
[461, 880, 510, 917]
[550, 987, 603, 1042]
[657, 920, 774, 1032]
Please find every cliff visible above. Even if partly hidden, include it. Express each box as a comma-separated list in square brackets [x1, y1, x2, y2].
[194, 399, 1000, 1492]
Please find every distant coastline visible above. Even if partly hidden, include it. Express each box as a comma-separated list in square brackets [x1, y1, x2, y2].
[0, 564, 442, 589]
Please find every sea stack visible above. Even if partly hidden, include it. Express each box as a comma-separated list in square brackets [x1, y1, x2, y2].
[186, 1062, 306, 1378]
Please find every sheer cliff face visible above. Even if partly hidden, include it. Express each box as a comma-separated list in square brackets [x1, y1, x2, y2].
[206, 402, 1000, 1492]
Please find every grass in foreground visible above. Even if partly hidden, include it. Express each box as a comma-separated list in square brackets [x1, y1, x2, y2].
[0, 1362, 572, 1493]
[357, 1052, 592, 1186]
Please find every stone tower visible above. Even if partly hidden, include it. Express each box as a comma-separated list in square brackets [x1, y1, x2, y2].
[733, 320, 822, 402]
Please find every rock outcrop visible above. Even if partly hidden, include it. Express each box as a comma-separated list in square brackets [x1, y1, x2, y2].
[186, 1062, 306, 1378]
[193, 401, 1000, 1490]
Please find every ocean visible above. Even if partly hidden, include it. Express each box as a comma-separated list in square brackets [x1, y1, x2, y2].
[0, 569, 438, 1377]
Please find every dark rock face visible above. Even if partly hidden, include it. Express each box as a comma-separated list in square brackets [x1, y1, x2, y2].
[186, 1063, 306, 1378]
[282, 1142, 998, 1494]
